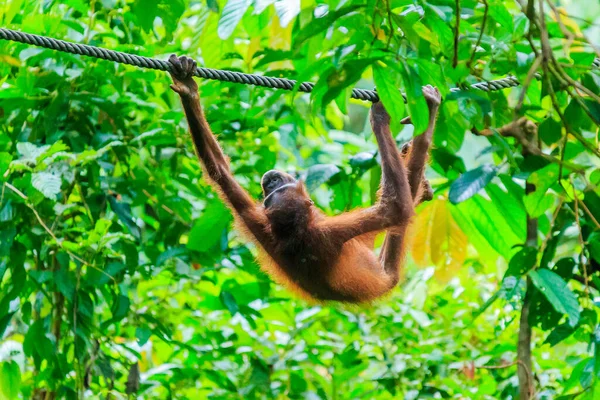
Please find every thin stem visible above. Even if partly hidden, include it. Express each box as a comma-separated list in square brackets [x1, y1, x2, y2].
[453, 0, 461, 68]
[468, 0, 488, 70]
[571, 177, 590, 299]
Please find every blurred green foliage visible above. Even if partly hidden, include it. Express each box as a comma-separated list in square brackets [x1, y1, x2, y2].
[0, 0, 599, 398]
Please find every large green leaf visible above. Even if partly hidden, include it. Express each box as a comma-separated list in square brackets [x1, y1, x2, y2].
[349, 152, 377, 171]
[54, 267, 75, 302]
[312, 59, 374, 110]
[488, 3, 514, 31]
[3, 0, 23, 25]
[305, 164, 341, 191]
[505, 247, 537, 277]
[485, 183, 526, 241]
[217, 0, 252, 39]
[111, 294, 131, 322]
[594, 326, 600, 377]
[455, 195, 521, 258]
[293, 4, 363, 46]
[373, 63, 405, 131]
[220, 290, 239, 315]
[16, 142, 49, 164]
[470, 276, 522, 322]
[0, 312, 16, 338]
[0, 361, 21, 400]
[588, 232, 600, 263]
[31, 172, 61, 201]
[107, 196, 141, 241]
[538, 117, 562, 146]
[529, 269, 580, 326]
[398, 60, 429, 134]
[523, 164, 559, 219]
[449, 165, 498, 204]
[544, 323, 576, 347]
[523, 192, 554, 218]
[187, 201, 231, 253]
[274, 0, 300, 28]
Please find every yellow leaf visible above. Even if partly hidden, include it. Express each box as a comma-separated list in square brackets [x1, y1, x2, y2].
[369, 26, 386, 41]
[268, 14, 293, 70]
[246, 36, 261, 65]
[551, 7, 582, 36]
[410, 199, 469, 281]
[270, 14, 292, 50]
[0, 55, 20, 67]
[410, 200, 436, 266]
[430, 200, 449, 266]
[429, 200, 468, 282]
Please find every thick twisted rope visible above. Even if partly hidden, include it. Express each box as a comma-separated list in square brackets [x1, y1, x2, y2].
[1, 28, 598, 102]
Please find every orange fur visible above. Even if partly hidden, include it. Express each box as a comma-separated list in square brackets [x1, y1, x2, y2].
[169, 55, 441, 304]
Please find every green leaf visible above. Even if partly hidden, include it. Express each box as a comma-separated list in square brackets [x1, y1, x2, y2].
[594, 326, 600, 377]
[156, 246, 188, 267]
[111, 295, 130, 321]
[0, 312, 15, 338]
[373, 63, 405, 131]
[312, 59, 374, 109]
[564, 358, 594, 392]
[107, 196, 141, 241]
[290, 371, 307, 393]
[539, 117, 562, 146]
[187, 201, 231, 253]
[523, 192, 554, 218]
[55, 267, 75, 302]
[527, 162, 559, 188]
[588, 232, 600, 263]
[206, 0, 220, 12]
[220, 290, 239, 315]
[413, 59, 447, 97]
[506, 247, 537, 277]
[87, 261, 125, 286]
[274, 0, 300, 28]
[16, 142, 49, 163]
[485, 183, 526, 241]
[157, 0, 185, 37]
[0, 200, 14, 222]
[294, 4, 363, 46]
[3, 0, 23, 25]
[349, 152, 377, 171]
[544, 323, 576, 347]
[513, 14, 529, 40]
[398, 60, 429, 134]
[488, 3, 513, 31]
[31, 172, 61, 200]
[449, 165, 498, 204]
[590, 170, 600, 187]
[132, 0, 158, 31]
[529, 269, 580, 326]
[458, 195, 521, 258]
[446, 91, 492, 116]
[218, 0, 252, 39]
[422, 4, 454, 55]
[136, 327, 152, 346]
[305, 164, 341, 191]
[0, 361, 21, 400]
[0, 153, 11, 178]
[584, 98, 600, 124]
[23, 319, 54, 360]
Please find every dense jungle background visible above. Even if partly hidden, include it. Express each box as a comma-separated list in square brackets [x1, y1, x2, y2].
[1, 0, 600, 398]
